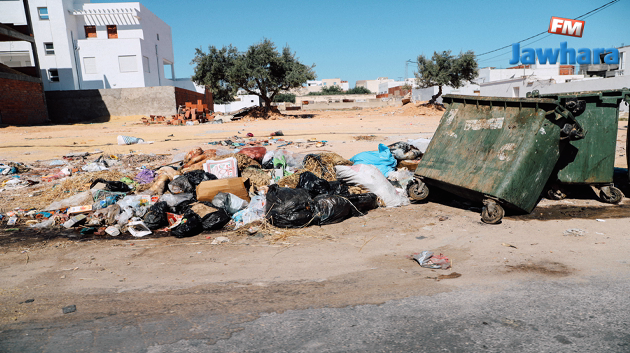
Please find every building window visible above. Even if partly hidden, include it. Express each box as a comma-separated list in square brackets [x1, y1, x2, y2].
[163, 60, 173, 79]
[118, 55, 137, 72]
[44, 42, 54, 55]
[142, 56, 150, 73]
[48, 69, 59, 82]
[107, 25, 118, 39]
[37, 7, 49, 20]
[85, 26, 96, 38]
[83, 57, 97, 74]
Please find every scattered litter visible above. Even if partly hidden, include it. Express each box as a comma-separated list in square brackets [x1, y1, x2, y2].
[117, 135, 153, 145]
[211, 236, 230, 245]
[501, 243, 517, 249]
[596, 219, 606, 222]
[127, 221, 152, 237]
[411, 251, 451, 270]
[564, 228, 586, 237]
[62, 305, 77, 314]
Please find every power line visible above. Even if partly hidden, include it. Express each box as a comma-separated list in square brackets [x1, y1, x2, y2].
[477, 0, 620, 57]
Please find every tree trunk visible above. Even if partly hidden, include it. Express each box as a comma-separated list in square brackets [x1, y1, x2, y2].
[429, 86, 443, 105]
[262, 96, 273, 117]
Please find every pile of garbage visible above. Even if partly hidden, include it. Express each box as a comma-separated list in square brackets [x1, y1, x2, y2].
[0, 137, 431, 239]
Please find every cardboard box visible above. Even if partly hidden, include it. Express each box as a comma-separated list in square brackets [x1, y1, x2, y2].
[196, 177, 250, 202]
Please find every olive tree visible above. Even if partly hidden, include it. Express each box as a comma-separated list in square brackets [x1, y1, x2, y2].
[192, 39, 315, 114]
[415, 50, 478, 104]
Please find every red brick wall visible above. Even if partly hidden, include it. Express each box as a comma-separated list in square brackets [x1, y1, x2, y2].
[0, 77, 48, 125]
[174, 87, 214, 111]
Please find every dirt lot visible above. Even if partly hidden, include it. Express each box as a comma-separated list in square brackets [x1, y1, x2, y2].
[1, 105, 629, 333]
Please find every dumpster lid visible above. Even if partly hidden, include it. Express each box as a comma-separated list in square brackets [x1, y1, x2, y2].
[442, 94, 558, 104]
[536, 88, 630, 99]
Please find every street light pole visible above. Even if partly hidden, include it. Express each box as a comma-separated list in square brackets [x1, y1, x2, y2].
[405, 60, 418, 82]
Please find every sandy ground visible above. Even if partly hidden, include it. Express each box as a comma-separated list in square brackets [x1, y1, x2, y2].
[1, 105, 629, 332]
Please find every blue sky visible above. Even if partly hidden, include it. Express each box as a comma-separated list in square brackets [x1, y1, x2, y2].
[97, 0, 629, 86]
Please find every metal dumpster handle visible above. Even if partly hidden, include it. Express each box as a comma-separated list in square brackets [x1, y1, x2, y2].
[554, 105, 585, 140]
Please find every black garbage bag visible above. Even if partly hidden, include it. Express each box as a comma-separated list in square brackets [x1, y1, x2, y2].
[184, 170, 217, 187]
[171, 199, 196, 215]
[346, 193, 379, 215]
[328, 181, 350, 196]
[168, 176, 194, 194]
[262, 158, 275, 170]
[143, 201, 169, 230]
[90, 178, 132, 193]
[297, 171, 330, 197]
[312, 194, 354, 225]
[265, 184, 314, 228]
[171, 209, 203, 238]
[388, 142, 423, 160]
[201, 209, 231, 231]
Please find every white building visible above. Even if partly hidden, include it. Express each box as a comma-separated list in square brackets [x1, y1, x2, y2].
[0, 0, 175, 91]
[356, 77, 393, 94]
[296, 78, 349, 94]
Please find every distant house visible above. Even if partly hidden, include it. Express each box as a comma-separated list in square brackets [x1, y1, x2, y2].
[0, 0, 177, 91]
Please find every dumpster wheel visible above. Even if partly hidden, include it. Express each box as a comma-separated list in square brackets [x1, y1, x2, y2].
[599, 186, 624, 204]
[547, 188, 567, 200]
[481, 199, 504, 224]
[407, 179, 429, 201]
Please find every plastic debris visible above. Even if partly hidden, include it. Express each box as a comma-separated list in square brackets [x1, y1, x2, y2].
[412, 251, 451, 270]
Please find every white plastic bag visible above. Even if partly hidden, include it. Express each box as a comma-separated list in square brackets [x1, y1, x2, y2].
[336, 164, 410, 207]
[30, 218, 55, 229]
[262, 150, 305, 169]
[158, 193, 194, 207]
[232, 195, 266, 229]
[387, 169, 415, 191]
[212, 192, 248, 215]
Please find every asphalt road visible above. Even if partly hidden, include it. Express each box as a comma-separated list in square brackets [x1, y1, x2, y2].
[2, 276, 630, 353]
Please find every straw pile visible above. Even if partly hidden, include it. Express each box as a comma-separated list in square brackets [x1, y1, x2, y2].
[353, 135, 377, 141]
[303, 153, 352, 181]
[276, 152, 353, 188]
[276, 171, 304, 188]
[38, 170, 130, 206]
[241, 167, 272, 188]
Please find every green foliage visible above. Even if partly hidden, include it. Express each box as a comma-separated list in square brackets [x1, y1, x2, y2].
[307, 85, 372, 96]
[273, 93, 296, 103]
[414, 50, 478, 103]
[346, 86, 372, 94]
[322, 85, 344, 94]
[191, 39, 316, 109]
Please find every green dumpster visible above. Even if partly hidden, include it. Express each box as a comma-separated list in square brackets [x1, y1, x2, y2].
[532, 89, 630, 203]
[408, 94, 584, 224]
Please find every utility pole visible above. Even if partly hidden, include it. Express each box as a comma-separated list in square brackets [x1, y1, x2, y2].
[405, 60, 418, 81]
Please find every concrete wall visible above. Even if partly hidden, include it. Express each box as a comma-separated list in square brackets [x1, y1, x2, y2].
[296, 98, 402, 111]
[296, 94, 377, 104]
[0, 72, 48, 125]
[45, 85, 179, 123]
[214, 94, 260, 113]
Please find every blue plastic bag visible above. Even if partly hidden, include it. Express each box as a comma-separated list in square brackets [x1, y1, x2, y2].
[349, 144, 397, 177]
